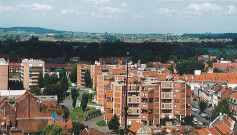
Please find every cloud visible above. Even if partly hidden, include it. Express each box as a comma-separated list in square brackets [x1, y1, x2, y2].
[133, 14, 145, 19]
[17, 3, 54, 11]
[61, 9, 74, 14]
[100, 6, 125, 13]
[120, 3, 128, 8]
[82, 0, 110, 4]
[155, 8, 177, 16]
[31, 3, 54, 10]
[226, 5, 237, 14]
[185, 3, 222, 12]
[0, 6, 15, 12]
[157, 0, 213, 2]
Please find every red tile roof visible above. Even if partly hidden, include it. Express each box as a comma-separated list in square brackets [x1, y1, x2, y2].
[195, 128, 210, 135]
[65, 119, 73, 129]
[207, 128, 220, 135]
[230, 92, 237, 99]
[129, 122, 143, 133]
[216, 123, 231, 135]
[16, 91, 39, 103]
[56, 120, 66, 128]
[48, 120, 54, 125]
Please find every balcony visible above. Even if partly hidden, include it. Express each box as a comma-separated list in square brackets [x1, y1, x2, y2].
[161, 93, 173, 99]
[161, 103, 173, 110]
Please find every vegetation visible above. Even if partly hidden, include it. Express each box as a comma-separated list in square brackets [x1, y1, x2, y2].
[176, 59, 204, 75]
[183, 115, 193, 125]
[199, 100, 207, 113]
[44, 73, 50, 86]
[71, 88, 79, 108]
[84, 70, 92, 88]
[63, 107, 70, 120]
[211, 98, 233, 120]
[72, 122, 86, 135]
[49, 74, 58, 84]
[213, 67, 223, 73]
[207, 60, 213, 68]
[146, 62, 154, 68]
[168, 64, 174, 73]
[44, 84, 64, 102]
[108, 114, 120, 132]
[81, 93, 89, 111]
[96, 120, 107, 126]
[40, 124, 63, 135]
[68, 106, 95, 122]
[38, 71, 44, 88]
[70, 64, 77, 83]
[29, 86, 41, 95]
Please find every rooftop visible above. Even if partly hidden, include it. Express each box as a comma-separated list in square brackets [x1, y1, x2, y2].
[22, 59, 44, 64]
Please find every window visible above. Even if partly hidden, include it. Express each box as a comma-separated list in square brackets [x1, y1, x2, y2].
[162, 104, 164, 108]
[137, 109, 139, 113]
[169, 104, 172, 108]
[137, 98, 139, 102]
[142, 115, 146, 119]
[175, 89, 179, 93]
[143, 93, 146, 97]
[175, 110, 179, 114]
[175, 99, 179, 103]
[149, 109, 153, 114]
[149, 98, 153, 103]
[129, 98, 131, 102]
[143, 104, 146, 108]
[175, 84, 176, 87]
[169, 83, 172, 87]
[174, 94, 176, 98]
[174, 105, 176, 108]
[162, 83, 164, 87]
[170, 94, 172, 98]
[162, 94, 164, 98]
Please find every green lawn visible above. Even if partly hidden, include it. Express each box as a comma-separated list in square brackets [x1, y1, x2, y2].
[68, 106, 95, 122]
[96, 120, 107, 126]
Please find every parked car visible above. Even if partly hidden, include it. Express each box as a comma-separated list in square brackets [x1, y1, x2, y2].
[198, 121, 203, 125]
[201, 113, 207, 117]
[193, 117, 197, 122]
[203, 122, 209, 125]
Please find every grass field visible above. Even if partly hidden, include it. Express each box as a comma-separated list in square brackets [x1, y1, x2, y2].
[96, 120, 107, 126]
[68, 106, 95, 122]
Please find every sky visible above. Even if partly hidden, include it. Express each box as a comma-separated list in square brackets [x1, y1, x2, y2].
[0, 0, 237, 34]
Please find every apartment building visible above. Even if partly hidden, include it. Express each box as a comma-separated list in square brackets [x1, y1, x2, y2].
[77, 64, 126, 89]
[0, 58, 8, 90]
[99, 67, 191, 126]
[20, 59, 45, 89]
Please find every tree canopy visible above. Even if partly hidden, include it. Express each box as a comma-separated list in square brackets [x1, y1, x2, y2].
[40, 124, 63, 135]
[81, 93, 89, 111]
[84, 70, 92, 88]
[70, 64, 77, 83]
[176, 60, 204, 75]
[71, 88, 79, 108]
[38, 71, 44, 88]
[211, 98, 233, 120]
[108, 114, 120, 132]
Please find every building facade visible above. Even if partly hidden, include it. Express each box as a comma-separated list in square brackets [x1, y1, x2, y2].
[20, 59, 45, 89]
[0, 58, 8, 90]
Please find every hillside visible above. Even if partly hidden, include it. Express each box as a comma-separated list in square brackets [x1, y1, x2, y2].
[0, 27, 65, 34]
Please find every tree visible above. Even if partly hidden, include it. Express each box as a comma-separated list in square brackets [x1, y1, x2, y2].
[108, 114, 120, 132]
[44, 73, 50, 86]
[72, 122, 86, 135]
[183, 115, 193, 125]
[169, 55, 178, 63]
[38, 71, 44, 88]
[30, 86, 41, 95]
[49, 74, 58, 84]
[44, 84, 64, 102]
[40, 124, 63, 135]
[211, 98, 233, 120]
[213, 67, 222, 73]
[71, 88, 79, 108]
[59, 68, 66, 80]
[207, 60, 213, 68]
[199, 100, 207, 113]
[70, 64, 77, 83]
[60, 76, 69, 92]
[176, 60, 204, 75]
[168, 64, 174, 73]
[84, 70, 92, 88]
[81, 93, 88, 111]
[146, 62, 154, 68]
[63, 107, 70, 120]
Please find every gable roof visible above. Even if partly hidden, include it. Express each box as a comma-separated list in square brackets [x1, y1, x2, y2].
[129, 122, 143, 133]
[16, 91, 39, 103]
[216, 123, 231, 135]
[195, 128, 210, 135]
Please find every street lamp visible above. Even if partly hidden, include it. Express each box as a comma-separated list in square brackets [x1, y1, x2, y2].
[124, 52, 129, 135]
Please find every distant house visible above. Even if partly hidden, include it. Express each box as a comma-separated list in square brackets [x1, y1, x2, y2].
[129, 122, 153, 135]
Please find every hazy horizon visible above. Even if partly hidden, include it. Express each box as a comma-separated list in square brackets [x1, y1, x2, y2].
[1, 0, 237, 34]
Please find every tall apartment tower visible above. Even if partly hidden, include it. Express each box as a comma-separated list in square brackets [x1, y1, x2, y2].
[20, 59, 45, 89]
[0, 58, 8, 90]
